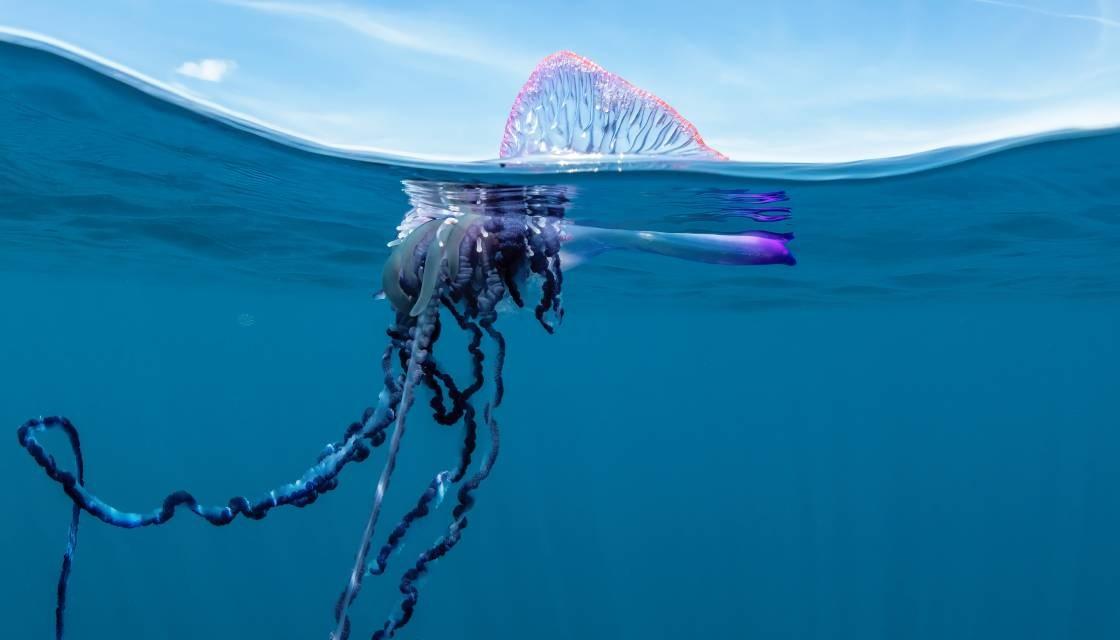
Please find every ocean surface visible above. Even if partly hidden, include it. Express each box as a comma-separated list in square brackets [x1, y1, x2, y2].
[2, 32, 1119, 640]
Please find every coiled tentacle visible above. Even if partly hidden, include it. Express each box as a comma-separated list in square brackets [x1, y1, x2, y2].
[18, 390, 398, 529]
[438, 296, 487, 482]
[368, 470, 451, 577]
[370, 323, 506, 640]
[17, 344, 403, 640]
[370, 413, 501, 640]
[365, 298, 490, 584]
[22, 416, 85, 640]
[332, 303, 439, 640]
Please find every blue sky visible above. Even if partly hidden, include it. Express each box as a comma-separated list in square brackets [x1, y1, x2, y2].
[1, 0, 1118, 161]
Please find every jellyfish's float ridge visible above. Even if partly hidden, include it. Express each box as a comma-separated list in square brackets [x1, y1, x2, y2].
[501, 50, 728, 159]
[17, 51, 792, 640]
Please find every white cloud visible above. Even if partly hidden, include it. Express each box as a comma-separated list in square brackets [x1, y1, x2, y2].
[176, 58, 238, 82]
[225, 1, 534, 72]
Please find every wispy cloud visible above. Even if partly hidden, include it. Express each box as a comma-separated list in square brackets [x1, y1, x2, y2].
[973, 0, 1120, 28]
[176, 58, 238, 82]
[226, 1, 535, 72]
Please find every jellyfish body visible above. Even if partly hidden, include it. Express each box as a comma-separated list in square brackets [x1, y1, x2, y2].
[16, 51, 793, 640]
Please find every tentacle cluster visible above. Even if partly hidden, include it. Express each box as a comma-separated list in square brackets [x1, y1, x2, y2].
[335, 192, 566, 639]
[17, 181, 567, 640]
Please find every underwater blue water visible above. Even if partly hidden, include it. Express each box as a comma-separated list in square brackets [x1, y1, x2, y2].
[2, 32, 1119, 640]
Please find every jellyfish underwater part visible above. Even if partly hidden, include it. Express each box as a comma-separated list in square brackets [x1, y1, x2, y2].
[17, 51, 795, 640]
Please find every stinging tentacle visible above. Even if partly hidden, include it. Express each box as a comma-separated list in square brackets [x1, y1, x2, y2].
[17, 387, 399, 530]
[369, 323, 507, 640]
[368, 470, 450, 577]
[370, 406, 502, 640]
[331, 302, 439, 640]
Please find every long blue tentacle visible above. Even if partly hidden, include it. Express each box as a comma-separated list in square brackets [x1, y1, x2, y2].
[371, 402, 502, 640]
[17, 344, 402, 639]
[366, 330, 485, 579]
[440, 295, 485, 483]
[368, 470, 451, 577]
[18, 390, 399, 529]
[41, 417, 84, 640]
[364, 301, 488, 583]
[19, 344, 402, 529]
[332, 304, 437, 640]
[370, 320, 506, 640]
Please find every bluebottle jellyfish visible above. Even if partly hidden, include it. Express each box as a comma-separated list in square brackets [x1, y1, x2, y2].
[17, 51, 795, 640]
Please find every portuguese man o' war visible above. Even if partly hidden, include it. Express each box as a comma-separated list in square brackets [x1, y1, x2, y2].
[501, 51, 729, 159]
[17, 50, 795, 640]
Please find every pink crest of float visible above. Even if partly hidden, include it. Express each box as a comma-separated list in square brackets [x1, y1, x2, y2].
[500, 51, 727, 160]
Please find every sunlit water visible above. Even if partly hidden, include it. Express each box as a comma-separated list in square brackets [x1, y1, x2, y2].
[2, 33, 1118, 640]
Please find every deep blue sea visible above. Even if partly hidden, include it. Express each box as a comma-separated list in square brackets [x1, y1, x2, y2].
[2, 32, 1119, 640]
